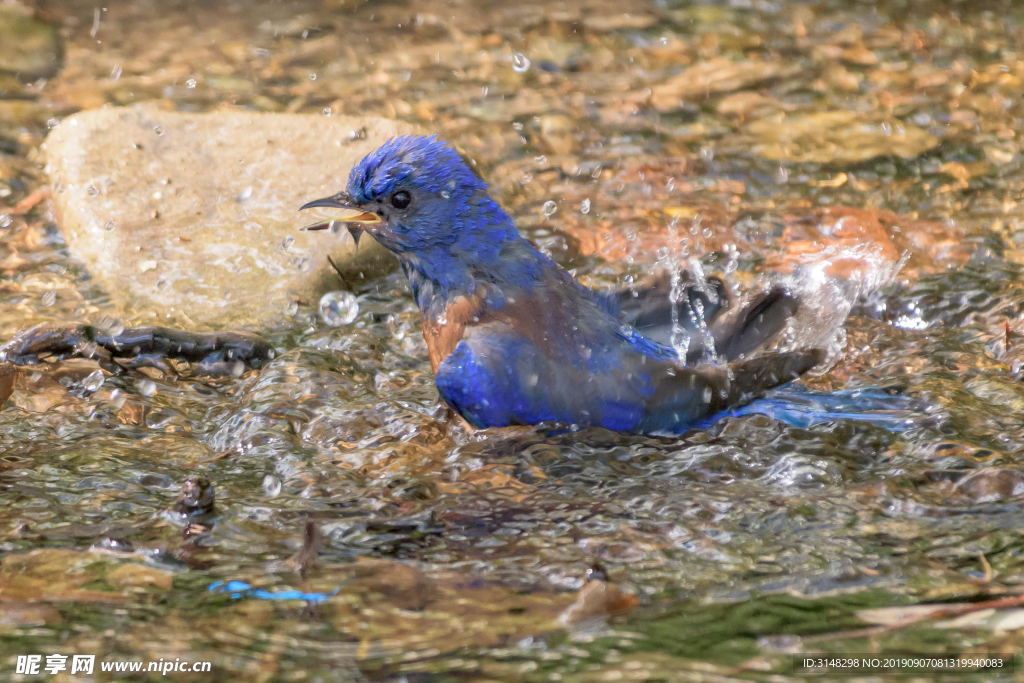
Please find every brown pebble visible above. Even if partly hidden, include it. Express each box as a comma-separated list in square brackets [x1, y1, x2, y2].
[955, 468, 1024, 503]
[171, 476, 215, 515]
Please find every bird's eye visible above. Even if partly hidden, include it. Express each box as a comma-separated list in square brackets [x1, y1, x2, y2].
[390, 190, 411, 210]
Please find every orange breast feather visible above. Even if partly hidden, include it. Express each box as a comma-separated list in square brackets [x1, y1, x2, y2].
[421, 295, 484, 372]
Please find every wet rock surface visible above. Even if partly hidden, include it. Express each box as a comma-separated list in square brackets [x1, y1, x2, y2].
[44, 106, 408, 327]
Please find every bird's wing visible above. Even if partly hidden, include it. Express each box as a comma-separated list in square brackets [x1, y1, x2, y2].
[706, 285, 800, 361]
[602, 274, 800, 363]
[602, 272, 732, 341]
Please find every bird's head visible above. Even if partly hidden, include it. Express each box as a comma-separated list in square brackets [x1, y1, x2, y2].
[300, 135, 488, 254]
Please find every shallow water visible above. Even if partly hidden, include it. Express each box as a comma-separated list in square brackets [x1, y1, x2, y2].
[3, 0, 1024, 680]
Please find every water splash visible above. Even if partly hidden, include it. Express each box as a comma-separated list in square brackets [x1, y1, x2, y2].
[661, 212, 720, 364]
[662, 215, 690, 360]
[262, 474, 282, 497]
[685, 256, 718, 365]
[82, 370, 104, 393]
[776, 242, 906, 370]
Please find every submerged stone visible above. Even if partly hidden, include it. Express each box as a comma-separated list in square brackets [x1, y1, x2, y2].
[0, 5, 60, 81]
[44, 106, 412, 328]
[747, 110, 939, 164]
[650, 58, 797, 111]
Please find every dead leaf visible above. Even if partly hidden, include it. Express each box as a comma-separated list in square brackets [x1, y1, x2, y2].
[0, 186, 50, 216]
[856, 605, 950, 626]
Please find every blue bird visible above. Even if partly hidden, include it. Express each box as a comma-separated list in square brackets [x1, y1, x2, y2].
[301, 135, 823, 435]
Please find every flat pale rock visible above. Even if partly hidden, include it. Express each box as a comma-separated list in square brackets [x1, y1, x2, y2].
[44, 106, 413, 328]
[746, 110, 939, 164]
[650, 58, 798, 111]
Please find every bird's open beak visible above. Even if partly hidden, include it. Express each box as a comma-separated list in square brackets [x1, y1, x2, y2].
[298, 192, 381, 247]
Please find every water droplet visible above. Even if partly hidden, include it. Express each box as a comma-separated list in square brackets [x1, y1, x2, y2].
[385, 314, 405, 341]
[236, 186, 253, 201]
[775, 166, 789, 184]
[138, 379, 157, 397]
[323, 107, 332, 116]
[542, 200, 557, 216]
[110, 389, 127, 409]
[512, 53, 531, 73]
[230, 361, 245, 378]
[580, 198, 591, 214]
[41, 290, 56, 307]
[82, 370, 104, 393]
[280, 236, 294, 250]
[153, 125, 164, 136]
[440, 190, 451, 199]
[309, 72, 317, 81]
[702, 387, 713, 403]
[186, 78, 197, 88]
[700, 147, 714, 162]
[285, 300, 299, 316]
[534, 155, 547, 165]
[263, 474, 282, 497]
[104, 219, 115, 231]
[87, 185, 98, 197]
[97, 317, 125, 337]
[319, 291, 359, 326]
